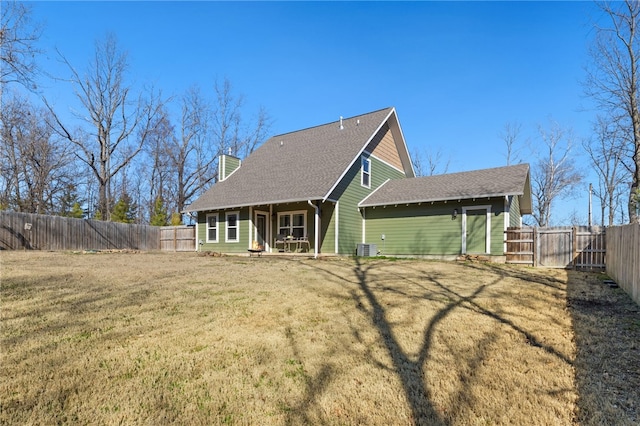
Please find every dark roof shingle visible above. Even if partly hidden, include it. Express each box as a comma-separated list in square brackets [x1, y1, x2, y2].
[359, 164, 531, 207]
[186, 107, 396, 211]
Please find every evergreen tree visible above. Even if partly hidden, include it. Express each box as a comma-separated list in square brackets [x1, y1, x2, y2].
[58, 184, 84, 218]
[150, 197, 168, 226]
[68, 202, 85, 219]
[170, 212, 183, 226]
[111, 193, 137, 223]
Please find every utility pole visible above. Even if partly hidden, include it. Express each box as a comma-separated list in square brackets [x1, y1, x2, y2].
[588, 183, 593, 227]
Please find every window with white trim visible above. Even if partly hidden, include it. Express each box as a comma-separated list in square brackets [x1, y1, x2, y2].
[361, 156, 371, 188]
[226, 211, 239, 242]
[206, 213, 218, 243]
[278, 211, 306, 239]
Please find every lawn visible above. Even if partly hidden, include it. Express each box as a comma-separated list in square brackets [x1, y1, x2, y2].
[1, 251, 638, 425]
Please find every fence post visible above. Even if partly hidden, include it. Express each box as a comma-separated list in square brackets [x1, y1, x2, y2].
[534, 227, 538, 267]
[572, 226, 577, 269]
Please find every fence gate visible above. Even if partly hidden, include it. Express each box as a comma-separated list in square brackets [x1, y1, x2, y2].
[505, 226, 605, 269]
[537, 228, 573, 268]
[160, 226, 196, 251]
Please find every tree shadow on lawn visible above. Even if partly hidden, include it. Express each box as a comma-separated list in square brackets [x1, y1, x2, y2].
[299, 258, 578, 425]
[566, 270, 640, 425]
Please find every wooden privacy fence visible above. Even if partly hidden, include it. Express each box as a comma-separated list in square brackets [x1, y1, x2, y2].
[159, 226, 196, 251]
[0, 211, 162, 251]
[505, 226, 606, 269]
[606, 223, 640, 306]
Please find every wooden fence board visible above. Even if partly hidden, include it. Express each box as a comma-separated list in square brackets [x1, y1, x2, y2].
[0, 211, 161, 251]
[159, 226, 196, 252]
[505, 226, 606, 270]
[606, 224, 640, 306]
[538, 228, 573, 268]
[504, 228, 534, 265]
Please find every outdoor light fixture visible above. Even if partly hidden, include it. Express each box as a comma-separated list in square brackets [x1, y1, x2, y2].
[452, 209, 458, 220]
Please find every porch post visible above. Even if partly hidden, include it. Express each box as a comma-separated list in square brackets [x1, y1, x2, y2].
[269, 204, 273, 253]
[248, 206, 253, 249]
[308, 200, 319, 259]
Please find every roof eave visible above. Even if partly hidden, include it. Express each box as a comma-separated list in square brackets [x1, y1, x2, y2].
[184, 196, 326, 213]
[359, 191, 524, 208]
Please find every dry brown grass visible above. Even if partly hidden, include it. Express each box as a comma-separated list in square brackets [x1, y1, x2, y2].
[0, 251, 638, 425]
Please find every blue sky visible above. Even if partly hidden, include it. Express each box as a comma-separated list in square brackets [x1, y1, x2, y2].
[28, 1, 604, 225]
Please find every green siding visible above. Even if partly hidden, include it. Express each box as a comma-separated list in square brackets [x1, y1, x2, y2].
[319, 201, 336, 253]
[491, 201, 506, 254]
[329, 154, 405, 255]
[198, 208, 250, 253]
[364, 198, 507, 256]
[509, 195, 521, 227]
[220, 155, 241, 181]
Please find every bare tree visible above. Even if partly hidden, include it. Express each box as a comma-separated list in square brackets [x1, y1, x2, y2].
[142, 80, 271, 220]
[145, 108, 176, 218]
[211, 78, 271, 160]
[583, 115, 629, 225]
[530, 120, 583, 227]
[0, 0, 42, 89]
[411, 146, 450, 177]
[585, 0, 640, 223]
[0, 91, 72, 213]
[164, 86, 216, 215]
[499, 121, 523, 166]
[46, 34, 163, 220]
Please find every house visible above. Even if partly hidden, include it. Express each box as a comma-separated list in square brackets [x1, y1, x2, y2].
[185, 107, 532, 259]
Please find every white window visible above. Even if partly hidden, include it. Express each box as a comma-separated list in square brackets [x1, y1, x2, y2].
[278, 211, 306, 239]
[206, 213, 218, 243]
[226, 211, 239, 242]
[361, 156, 371, 188]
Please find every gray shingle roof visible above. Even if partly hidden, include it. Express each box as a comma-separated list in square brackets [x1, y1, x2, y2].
[359, 164, 531, 209]
[186, 107, 397, 212]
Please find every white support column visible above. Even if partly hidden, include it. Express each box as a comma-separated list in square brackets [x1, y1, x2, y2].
[361, 207, 366, 243]
[248, 206, 253, 249]
[335, 201, 339, 254]
[315, 205, 319, 259]
[308, 200, 319, 259]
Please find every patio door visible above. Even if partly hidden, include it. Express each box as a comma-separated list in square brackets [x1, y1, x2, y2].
[255, 211, 269, 250]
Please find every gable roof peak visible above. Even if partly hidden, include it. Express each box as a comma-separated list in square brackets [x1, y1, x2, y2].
[185, 107, 402, 212]
[270, 107, 395, 139]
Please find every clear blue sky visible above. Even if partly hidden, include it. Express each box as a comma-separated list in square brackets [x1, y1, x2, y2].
[28, 1, 605, 225]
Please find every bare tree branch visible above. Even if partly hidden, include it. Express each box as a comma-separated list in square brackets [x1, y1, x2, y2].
[530, 120, 583, 226]
[0, 1, 42, 90]
[585, 0, 640, 223]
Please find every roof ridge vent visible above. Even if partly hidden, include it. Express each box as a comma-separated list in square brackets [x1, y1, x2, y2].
[339, 116, 344, 130]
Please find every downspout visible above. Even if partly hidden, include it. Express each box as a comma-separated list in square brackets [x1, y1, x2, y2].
[308, 200, 319, 259]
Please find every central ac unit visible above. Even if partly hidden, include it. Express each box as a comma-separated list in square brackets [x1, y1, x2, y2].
[357, 243, 377, 257]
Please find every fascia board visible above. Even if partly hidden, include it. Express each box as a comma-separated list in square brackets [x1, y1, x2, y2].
[184, 196, 325, 213]
[358, 179, 391, 207]
[322, 108, 395, 202]
[359, 191, 525, 208]
[387, 109, 415, 178]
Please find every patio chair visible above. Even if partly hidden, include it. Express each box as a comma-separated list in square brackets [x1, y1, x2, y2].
[274, 234, 286, 252]
[297, 236, 310, 252]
